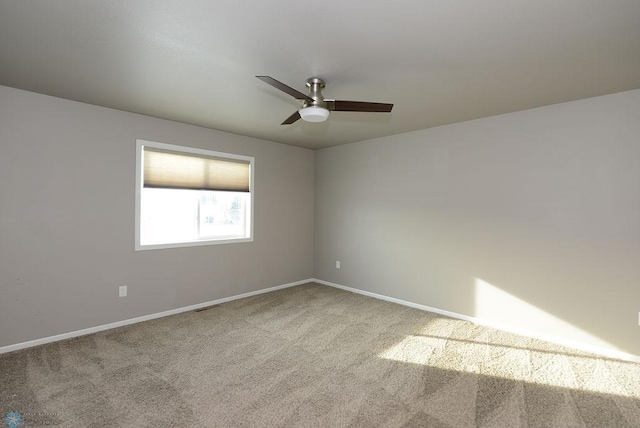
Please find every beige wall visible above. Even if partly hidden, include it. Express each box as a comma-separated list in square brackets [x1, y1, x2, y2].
[0, 86, 314, 347]
[314, 90, 640, 356]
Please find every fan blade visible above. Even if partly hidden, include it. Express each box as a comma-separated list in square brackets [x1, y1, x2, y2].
[281, 110, 301, 125]
[326, 100, 393, 113]
[256, 76, 313, 102]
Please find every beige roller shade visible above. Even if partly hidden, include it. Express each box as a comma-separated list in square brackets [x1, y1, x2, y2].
[143, 147, 250, 192]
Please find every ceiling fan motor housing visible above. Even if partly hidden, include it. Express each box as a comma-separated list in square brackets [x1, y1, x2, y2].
[299, 78, 330, 122]
[304, 77, 328, 108]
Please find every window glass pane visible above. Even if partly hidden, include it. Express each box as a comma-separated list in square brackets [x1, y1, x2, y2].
[199, 192, 247, 238]
[140, 189, 248, 246]
[140, 189, 198, 245]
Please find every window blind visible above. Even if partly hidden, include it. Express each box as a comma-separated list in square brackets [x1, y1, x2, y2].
[143, 147, 250, 192]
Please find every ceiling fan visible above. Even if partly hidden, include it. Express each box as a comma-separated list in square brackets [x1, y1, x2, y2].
[256, 76, 394, 125]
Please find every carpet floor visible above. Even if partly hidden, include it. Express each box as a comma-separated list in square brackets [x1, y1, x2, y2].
[1, 283, 639, 427]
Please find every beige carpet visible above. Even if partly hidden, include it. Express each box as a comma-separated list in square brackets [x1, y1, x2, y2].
[1, 283, 639, 427]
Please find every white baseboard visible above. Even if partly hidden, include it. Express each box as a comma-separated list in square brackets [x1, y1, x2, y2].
[311, 278, 640, 364]
[4, 277, 640, 364]
[0, 279, 310, 355]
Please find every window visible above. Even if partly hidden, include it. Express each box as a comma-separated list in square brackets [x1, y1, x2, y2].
[135, 140, 253, 250]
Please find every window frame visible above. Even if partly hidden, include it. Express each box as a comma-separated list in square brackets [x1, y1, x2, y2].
[135, 139, 254, 251]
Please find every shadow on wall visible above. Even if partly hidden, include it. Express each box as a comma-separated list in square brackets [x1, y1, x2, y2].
[331, 203, 640, 357]
[474, 278, 617, 352]
[376, 204, 640, 358]
[461, 224, 640, 357]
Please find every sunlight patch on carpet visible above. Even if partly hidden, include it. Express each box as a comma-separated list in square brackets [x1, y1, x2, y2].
[377, 331, 635, 398]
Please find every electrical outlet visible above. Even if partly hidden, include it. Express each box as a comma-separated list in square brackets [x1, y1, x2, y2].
[336, 261, 341, 269]
[119, 286, 127, 297]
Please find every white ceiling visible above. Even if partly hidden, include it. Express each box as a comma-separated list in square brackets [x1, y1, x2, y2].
[1, 1, 639, 150]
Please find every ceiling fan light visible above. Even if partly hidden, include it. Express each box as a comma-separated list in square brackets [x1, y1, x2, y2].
[299, 106, 330, 122]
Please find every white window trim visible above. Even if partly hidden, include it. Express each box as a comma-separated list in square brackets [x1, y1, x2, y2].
[135, 139, 254, 251]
